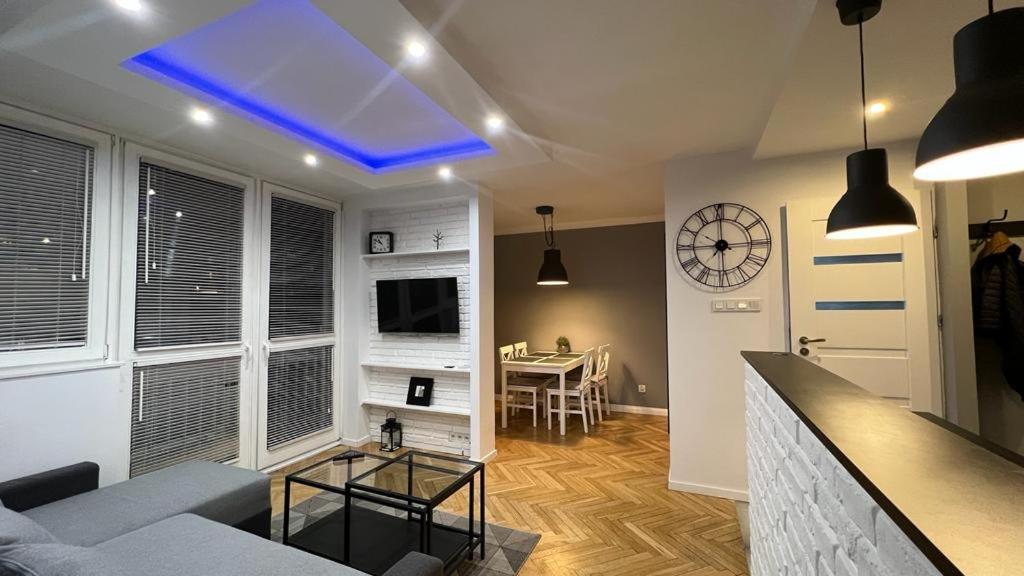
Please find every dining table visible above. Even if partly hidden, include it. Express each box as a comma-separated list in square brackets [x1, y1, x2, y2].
[500, 350, 587, 435]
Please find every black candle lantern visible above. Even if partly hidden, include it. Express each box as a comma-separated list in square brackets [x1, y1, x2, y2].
[380, 411, 402, 452]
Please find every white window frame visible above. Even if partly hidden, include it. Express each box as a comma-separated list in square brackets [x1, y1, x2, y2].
[0, 103, 114, 372]
[119, 142, 259, 470]
[256, 181, 343, 468]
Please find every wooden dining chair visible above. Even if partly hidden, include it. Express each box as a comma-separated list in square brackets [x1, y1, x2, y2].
[547, 348, 595, 433]
[513, 341, 528, 358]
[500, 344, 553, 427]
[589, 344, 611, 421]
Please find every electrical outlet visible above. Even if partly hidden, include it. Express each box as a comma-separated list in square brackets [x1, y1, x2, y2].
[449, 431, 470, 444]
[638, 384, 647, 393]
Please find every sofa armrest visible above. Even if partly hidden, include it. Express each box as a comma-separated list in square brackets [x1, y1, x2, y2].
[382, 552, 444, 576]
[0, 462, 99, 512]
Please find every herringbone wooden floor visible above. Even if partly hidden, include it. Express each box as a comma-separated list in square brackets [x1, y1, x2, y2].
[270, 411, 748, 575]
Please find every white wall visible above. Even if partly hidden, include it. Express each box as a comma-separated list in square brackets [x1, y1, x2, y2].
[0, 366, 128, 486]
[339, 184, 495, 460]
[664, 141, 936, 500]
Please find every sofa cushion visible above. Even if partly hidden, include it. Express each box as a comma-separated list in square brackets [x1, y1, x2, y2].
[24, 461, 268, 547]
[0, 508, 56, 547]
[96, 514, 364, 576]
[0, 543, 121, 576]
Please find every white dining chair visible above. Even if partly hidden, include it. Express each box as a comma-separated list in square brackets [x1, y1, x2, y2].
[500, 344, 553, 427]
[589, 344, 611, 421]
[547, 348, 594, 433]
[513, 341, 528, 358]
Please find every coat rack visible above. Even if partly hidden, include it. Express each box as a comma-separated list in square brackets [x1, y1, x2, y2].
[968, 210, 1024, 241]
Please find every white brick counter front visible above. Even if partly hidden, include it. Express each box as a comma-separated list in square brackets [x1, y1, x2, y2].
[745, 363, 941, 576]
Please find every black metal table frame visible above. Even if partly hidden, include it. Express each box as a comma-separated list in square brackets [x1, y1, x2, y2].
[282, 450, 485, 573]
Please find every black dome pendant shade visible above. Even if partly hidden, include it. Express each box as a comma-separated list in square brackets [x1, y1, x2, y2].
[826, 0, 918, 240]
[915, 6, 1024, 182]
[827, 149, 918, 239]
[536, 206, 569, 285]
[538, 248, 569, 285]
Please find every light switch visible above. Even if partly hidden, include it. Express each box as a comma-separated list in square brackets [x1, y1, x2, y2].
[711, 298, 762, 313]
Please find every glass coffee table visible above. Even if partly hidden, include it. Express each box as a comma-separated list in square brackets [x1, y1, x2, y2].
[283, 450, 485, 575]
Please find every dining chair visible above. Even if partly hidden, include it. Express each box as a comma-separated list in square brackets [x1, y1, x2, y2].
[513, 341, 528, 358]
[500, 344, 553, 427]
[547, 348, 594, 433]
[589, 344, 611, 421]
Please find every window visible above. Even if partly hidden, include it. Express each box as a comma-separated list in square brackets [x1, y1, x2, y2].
[269, 196, 334, 338]
[0, 122, 95, 354]
[134, 162, 245, 349]
[259, 188, 337, 462]
[128, 154, 251, 476]
[130, 357, 241, 476]
[266, 345, 333, 449]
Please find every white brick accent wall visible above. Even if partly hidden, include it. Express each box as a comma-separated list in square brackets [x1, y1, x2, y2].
[362, 201, 471, 455]
[368, 201, 469, 253]
[745, 363, 942, 576]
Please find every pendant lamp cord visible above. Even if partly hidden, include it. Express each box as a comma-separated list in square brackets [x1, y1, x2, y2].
[989, 0, 995, 15]
[858, 18, 868, 151]
[543, 213, 556, 248]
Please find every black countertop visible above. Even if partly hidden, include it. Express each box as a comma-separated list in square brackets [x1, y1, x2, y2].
[742, 351, 1024, 576]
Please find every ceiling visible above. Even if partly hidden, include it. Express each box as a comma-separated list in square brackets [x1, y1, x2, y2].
[1, 0, 1016, 233]
[400, 0, 818, 233]
[756, 0, 1024, 159]
[0, 0, 546, 197]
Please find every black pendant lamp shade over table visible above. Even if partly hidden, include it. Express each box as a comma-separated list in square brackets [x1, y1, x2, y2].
[915, 5, 1024, 181]
[826, 0, 918, 240]
[536, 206, 569, 285]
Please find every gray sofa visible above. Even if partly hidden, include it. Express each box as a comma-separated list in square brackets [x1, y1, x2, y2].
[0, 461, 441, 576]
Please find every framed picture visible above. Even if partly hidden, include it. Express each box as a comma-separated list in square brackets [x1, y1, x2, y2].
[406, 376, 434, 407]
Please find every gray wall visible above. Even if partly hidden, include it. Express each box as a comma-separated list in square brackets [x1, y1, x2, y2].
[494, 222, 668, 409]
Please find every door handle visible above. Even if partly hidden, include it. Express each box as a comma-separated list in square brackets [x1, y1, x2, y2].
[799, 336, 826, 345]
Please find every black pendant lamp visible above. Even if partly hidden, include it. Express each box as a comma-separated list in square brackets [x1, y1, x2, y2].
[826, 0, 918, 240]
[536, 206, 568, 285]
[915, 2, 1024, 182]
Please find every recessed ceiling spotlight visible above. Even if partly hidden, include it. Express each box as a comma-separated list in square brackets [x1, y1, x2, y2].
[175, 211, 183, 218]
[303, 153, 319, 167]
[113, 0, 144, 12]
[485, 115, 505, 133]
[406, 40, 428, 61]
[189, 107, 214, 126]
[438, 166, 453, 181]
[147, 189, 156, 196]
[866, 100, 889, 117]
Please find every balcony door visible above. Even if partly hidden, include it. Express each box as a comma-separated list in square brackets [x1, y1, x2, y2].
[123, 145, 258, 476]
[256, 183, 341, 469]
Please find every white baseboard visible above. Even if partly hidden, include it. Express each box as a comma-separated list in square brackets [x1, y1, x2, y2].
[341, 435, 371, 448]
[668, 479, 749, 502]
[260, 440, 344, 474]
[609, 403, 668, 416]
[476, 449, 498, 463]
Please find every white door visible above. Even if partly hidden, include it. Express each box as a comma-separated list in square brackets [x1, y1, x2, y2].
[255, 183, 342, 469]
[786, 198, 915, 402]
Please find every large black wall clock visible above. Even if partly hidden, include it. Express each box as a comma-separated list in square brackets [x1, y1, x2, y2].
[675, 203, 771, 290]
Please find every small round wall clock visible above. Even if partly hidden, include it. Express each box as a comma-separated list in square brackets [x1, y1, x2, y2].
[675, 203, 771, 290]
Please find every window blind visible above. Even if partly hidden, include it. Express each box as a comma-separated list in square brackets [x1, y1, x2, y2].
[129, 357, 240, 477]
[135, 162, 245, 349]
[269, 196, 334, 339]
[0, 123, 93, 352]
[266, 345, 333, 449]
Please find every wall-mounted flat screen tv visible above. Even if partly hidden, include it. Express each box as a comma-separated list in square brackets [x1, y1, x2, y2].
[376, 277, 460, 334]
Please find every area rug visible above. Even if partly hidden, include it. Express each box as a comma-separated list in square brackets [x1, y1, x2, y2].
[271, 491, 540, 575]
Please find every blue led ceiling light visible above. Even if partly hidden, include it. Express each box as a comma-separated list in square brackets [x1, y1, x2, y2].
[124, 0, 493, 173]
